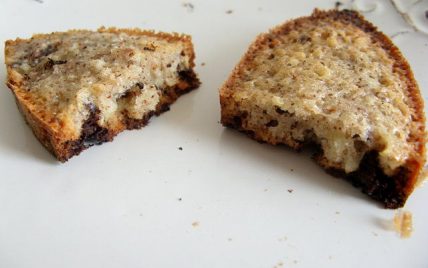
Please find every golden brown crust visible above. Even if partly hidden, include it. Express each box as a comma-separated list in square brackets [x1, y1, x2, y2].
[219, 9, 426, 208]
[5, 27, 200, 162]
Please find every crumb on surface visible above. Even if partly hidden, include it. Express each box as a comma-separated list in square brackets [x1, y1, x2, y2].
[228, 238, 233, 242]
[226, 9, 233, 14]
[335, 211, 340, 214]
[178, 198, 182, 201]
[393, 209, 413, 238]
[335, 1, 343, 8]
[290, 168, 294, 171]
[179, 147, 183, 150]
[287, 189, 294, 193]
[425, 10, 428, 19]
[192, 221, 199, 227]
[264, 189, 268, 192]
[201, 62, 206, 66]
[183, 2, 194, 11]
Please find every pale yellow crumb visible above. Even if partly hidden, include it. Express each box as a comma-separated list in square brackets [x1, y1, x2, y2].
[192, 221, 199, 227]
[393, 209, 413, 238]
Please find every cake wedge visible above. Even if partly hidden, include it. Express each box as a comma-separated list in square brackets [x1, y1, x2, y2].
[5, 27, 200, 162]
[219, 9, 426, 208]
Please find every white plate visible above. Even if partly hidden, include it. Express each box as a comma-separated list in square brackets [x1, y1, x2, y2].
[1, 0, 427, 267]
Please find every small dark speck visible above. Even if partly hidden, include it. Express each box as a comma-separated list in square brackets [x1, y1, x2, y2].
[201, 62, 206, 66]
[335, 1, 343, 8]
[178, 198, 182, 201]
[179, 147, 183, 150]
[183, 2, 194, 12]
[425, 10, 428, 19]
[226, 9, 233, 14]
[288, 189, 294, 193]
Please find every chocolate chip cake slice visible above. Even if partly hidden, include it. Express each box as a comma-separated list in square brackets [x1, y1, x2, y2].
[5, 27, 200, 162]
[219, 9, 426, 208]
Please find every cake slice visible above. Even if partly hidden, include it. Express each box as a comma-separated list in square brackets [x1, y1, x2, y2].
[5, 27, 200, 162]
[219, 9, 426, 208]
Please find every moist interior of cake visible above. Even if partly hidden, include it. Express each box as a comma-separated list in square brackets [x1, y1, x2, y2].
[8, 31, 191, 140]
[229, 22, 416, 176]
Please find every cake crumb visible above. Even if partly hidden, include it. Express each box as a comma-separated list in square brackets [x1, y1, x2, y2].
[279, 236, 288, 241]
[264, 189, 268, 192]
[335, 1, 343, 8]
[287, 189, 294, 193]
[335, 211, 340, 214]
[192, 221, 199, 227]
[226, 10, 233, 14]
[183, 2, 194, 12]
[179, 147, 183, 150]
[201, 62, 206, 66]
[139, 214, 143, 217]
[393, 209, 413, 238]
[278, 263, 283, 267]
[372, 231, 378, 236]
[290, 168, 294, 171]
[228, 238, 233, 242]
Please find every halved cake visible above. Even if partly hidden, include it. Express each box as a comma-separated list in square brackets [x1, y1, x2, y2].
[5, 27, 200, 162]
[219, 9, 426, 208]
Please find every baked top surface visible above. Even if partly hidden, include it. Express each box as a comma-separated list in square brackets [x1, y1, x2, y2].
[220, 10, 426, 176]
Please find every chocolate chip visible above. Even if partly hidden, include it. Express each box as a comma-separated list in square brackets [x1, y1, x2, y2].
[136, 83, 144, 89]
[266, 120, 278, 127]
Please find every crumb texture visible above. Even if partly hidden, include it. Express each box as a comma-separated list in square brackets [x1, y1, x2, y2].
[219, 9, 426, 208]
[393, 209, 413, 238]
[6, 28, 199, 161]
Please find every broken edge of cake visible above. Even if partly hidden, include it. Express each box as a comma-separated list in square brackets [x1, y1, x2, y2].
[219, 9, 426, 208]
[5, 27, 200, 162]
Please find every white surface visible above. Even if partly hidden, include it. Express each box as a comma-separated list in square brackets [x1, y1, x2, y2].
[1, 0, 428, 267]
